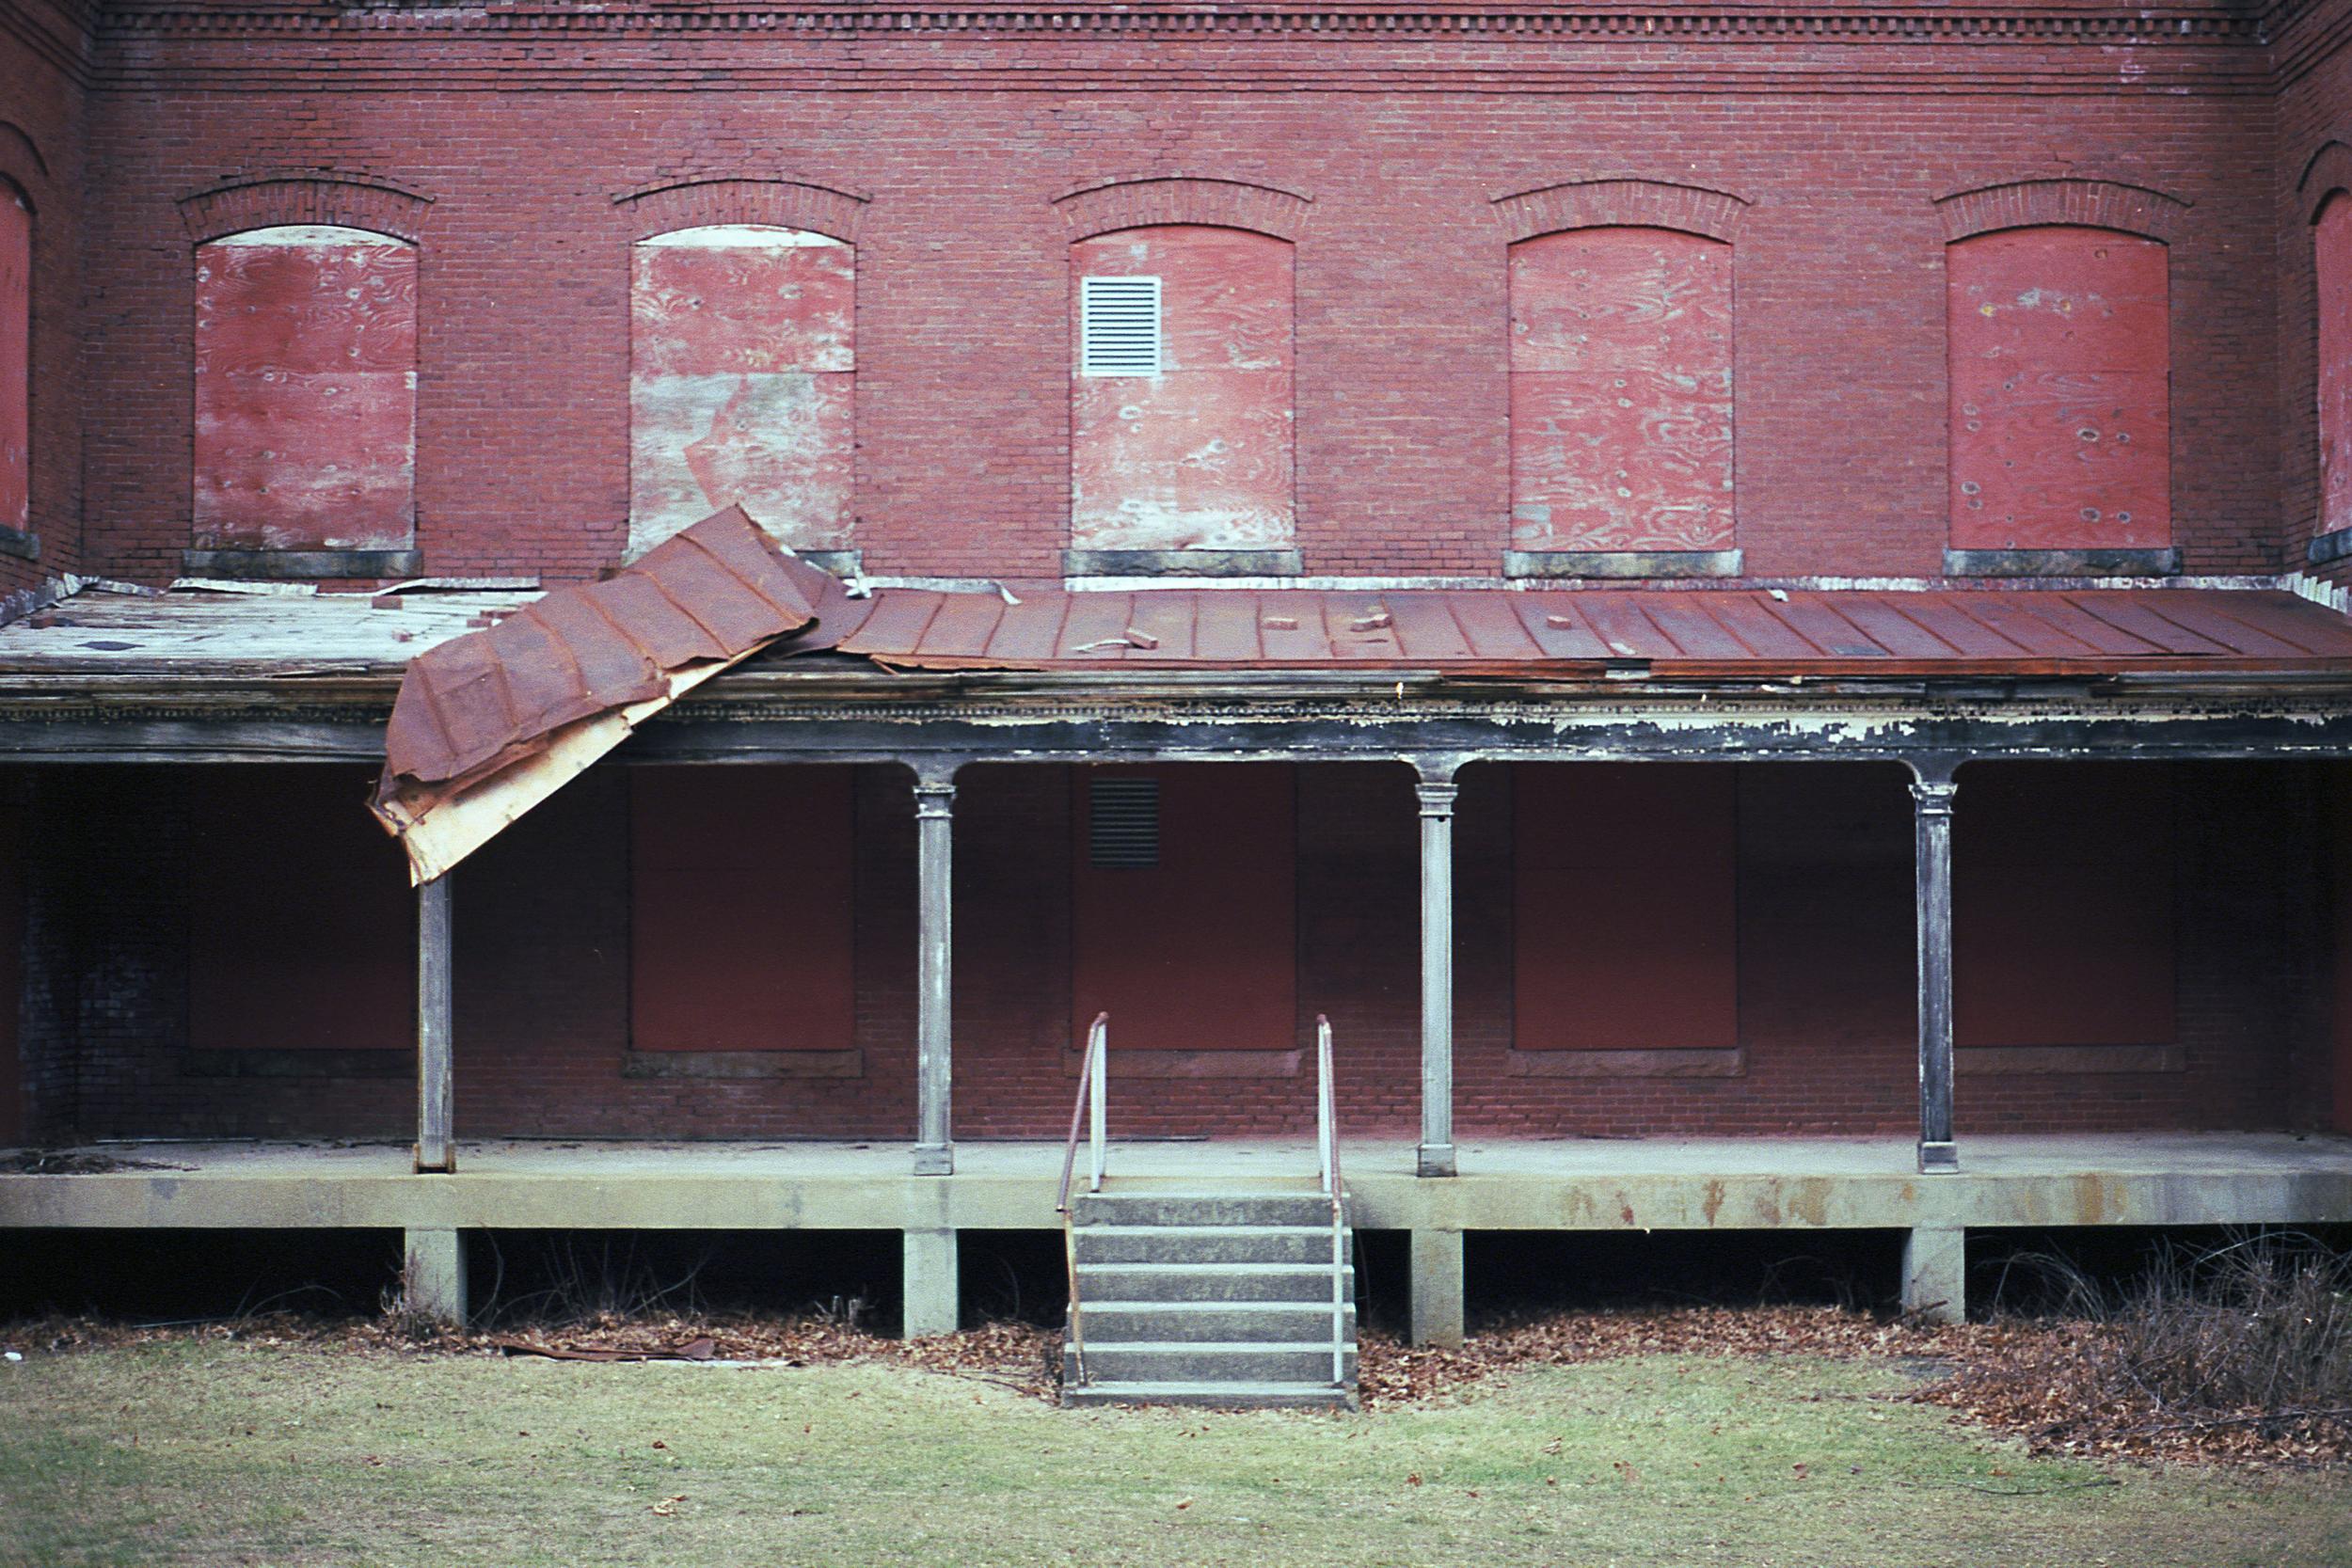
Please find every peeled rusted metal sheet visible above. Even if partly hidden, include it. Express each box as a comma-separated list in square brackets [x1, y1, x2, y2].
[629, 227, 854, 560]
[0, 187, 26, 536]
[2319, 197, 2352, 541]
[373, 504, 864, 879]
[193, 226, 417, 552]
[1948, 227, 2169, 552]
[1072, 227, 1295, 552]
[836, 586, 2352, 676]
[1510, 228, 1735, 554]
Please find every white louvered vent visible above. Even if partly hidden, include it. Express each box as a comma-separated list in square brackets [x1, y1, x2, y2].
[1080, 276, 1163, 376]
[1089, 777, 1161, 868]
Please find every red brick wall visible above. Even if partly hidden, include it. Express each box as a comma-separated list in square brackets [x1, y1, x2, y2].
[18, 758, 2330, 1145]
[56, 12, 2290, 583]
[0, 0, 87, 588]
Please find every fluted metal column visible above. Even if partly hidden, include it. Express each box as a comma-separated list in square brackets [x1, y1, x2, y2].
[914, 772, 957, 1176]
[415, 874, 454, 1174]
[1911, 768, 1961, 1175]
[1416, 765, 1459, 1178]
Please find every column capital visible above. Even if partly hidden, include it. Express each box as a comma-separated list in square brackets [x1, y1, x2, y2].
[914, 779, 957, 818]
[1909, 777, 1959, 817]
[1415, 781, 1459, 817]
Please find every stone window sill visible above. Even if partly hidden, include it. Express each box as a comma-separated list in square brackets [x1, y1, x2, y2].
[182, 548, 424, 580]
[1956, 1043, 2185, 1075]
[1944, 547, 2181, 578]
[1504, 549, 1740, 579]
[1062, 548, 1302, 578]
[1065, 1047, 1302, 1079]
[2309, 528, 2352, 567]
[622, 1049, 865, 1080]
[1505, 1046, 1745, 1079]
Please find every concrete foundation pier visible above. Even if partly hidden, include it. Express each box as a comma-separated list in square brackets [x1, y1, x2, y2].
[402, 1227, 469, 1324]
[902, 1227, 960, 1338]
[1900, 1226, 1966, 1324]
[1410, 1227, 1465, 1348]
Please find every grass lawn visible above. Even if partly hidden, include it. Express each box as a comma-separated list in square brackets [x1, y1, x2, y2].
[2, 1340, 2345, 1568]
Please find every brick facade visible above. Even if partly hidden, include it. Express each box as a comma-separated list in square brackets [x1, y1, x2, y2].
[6, 3, 2352, 1147]
[0, 3, 2316, 584]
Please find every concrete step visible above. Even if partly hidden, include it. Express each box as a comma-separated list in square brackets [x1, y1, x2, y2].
[1073, 1192, 1341, 1228]
[1076, 1261, 1355, 1303]
[1073, 1224, 1339, 1266]
[1062, 1380, 1357, 1411]
[1076, 1341, 1358, 1386]
[1076, 1300, 1356, 1344]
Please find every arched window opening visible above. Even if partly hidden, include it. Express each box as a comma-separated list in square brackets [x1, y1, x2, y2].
[192, 225, 418, 554]
[2315, 194, 2352, 542]
[1508, 227, 1734, 556]
[628, 224, 853, 561]
[1947, 225, 2169, 553]
[1070, 225, 1295, 558]
[1, 182, 32, 539]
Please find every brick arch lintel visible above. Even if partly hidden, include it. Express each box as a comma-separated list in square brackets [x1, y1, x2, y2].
[2299, 143, 2352, 223]
[1934, 178, 2188, 245]
[0, 121, 50, 201]
[177, 170, 433, 245]
[613, 176, 869, 245]
[1053, 176, 1312, 242]
[1491, 179, 1749, 245]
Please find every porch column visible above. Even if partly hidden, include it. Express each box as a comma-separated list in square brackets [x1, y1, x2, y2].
[1415, 763, 1460, 1179]
[415, 874, 454, 1174]
[1910, 765, 1961, 1175]
[914, 770, 957, 1176]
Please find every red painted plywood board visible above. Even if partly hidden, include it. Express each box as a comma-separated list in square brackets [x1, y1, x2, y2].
[1953, 763, 2176, 1049]
[1510, 227, 1734, 553]
[630, 766, 856, 1053]
[1513, 763, 1739, 1051]
[1071, 227, 1295, 552]
[1948, 227, 2169, 552]
[1070, 764, 1296, 1053]
[629, 229, 854, 557]
[2318, 197, 2352, 544]
[187, 767, 415, 1052]
[192, 228, 417, 551]
[0, 188, 26, 537]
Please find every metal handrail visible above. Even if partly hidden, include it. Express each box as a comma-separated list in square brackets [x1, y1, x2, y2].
[1057, 1012, 1109, 1387]
[1315, 1013, 1345, 1387]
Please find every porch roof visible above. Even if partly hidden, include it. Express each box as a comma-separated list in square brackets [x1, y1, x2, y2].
[9, 579, 2352, 684]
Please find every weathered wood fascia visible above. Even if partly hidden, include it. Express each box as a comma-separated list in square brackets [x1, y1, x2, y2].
[7, 663, 2352, 721]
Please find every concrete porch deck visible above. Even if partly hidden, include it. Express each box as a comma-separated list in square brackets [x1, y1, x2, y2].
[6, 1132, 2348, 1340]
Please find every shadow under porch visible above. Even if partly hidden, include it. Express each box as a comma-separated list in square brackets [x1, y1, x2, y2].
[5, 755, 2349, 1340]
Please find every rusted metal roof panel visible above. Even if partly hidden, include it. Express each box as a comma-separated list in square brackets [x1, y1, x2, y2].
[835, 587, 2352, 676]
[380, 504, 863, 792]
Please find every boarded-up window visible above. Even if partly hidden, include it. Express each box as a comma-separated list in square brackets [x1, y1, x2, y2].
[1955, 764, 2175, 1048]
[630, 767, 855, 1052]
[188, 768, 414, 1052]
[629, 226, 853, 560]
[1513, 765, 1738, 1050]
[193, 226, 417, 552]
[1509, 228, 1734, 554]
[1071, 227, 1294, 553]
[1947, 226, 2169, 552]
[2317, 195, 2352, 541]
[1071, 765, 1295, 1053]
[0, 183, 26, 537]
